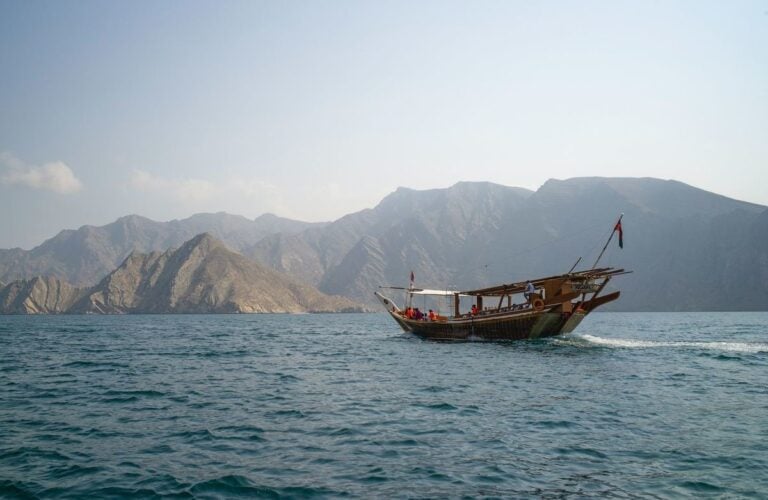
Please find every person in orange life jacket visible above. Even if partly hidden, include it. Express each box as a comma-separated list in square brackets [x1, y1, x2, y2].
[471, 304, 478, 315]
[428, 309, 436, 321]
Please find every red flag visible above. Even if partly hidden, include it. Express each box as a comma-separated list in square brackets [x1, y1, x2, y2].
[614, 221, 623, 249]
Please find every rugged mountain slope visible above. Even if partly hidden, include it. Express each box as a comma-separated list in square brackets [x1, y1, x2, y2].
[0, 212, 325, 286]
[251, 177, 766, 310]
[2, 177, 766, 311]
[69, 233, 362, 314]
[247, 182, 534, 290]
[0, 276, 86, 314]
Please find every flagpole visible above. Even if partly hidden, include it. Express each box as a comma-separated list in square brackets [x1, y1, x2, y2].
[592, 214, 624, 269]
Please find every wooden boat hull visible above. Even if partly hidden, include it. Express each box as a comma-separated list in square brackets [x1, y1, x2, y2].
[375, 290, 611, 341]
[392, 310, 585, 341]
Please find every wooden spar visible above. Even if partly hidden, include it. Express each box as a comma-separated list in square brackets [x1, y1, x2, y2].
[496, 293, 505, 311]
[583, 291, 620, 312]
[592, 214, 623, 269]
[568, 256, 582, 273]
[461, 267, 627, 297]
[590, 276, 611, 302]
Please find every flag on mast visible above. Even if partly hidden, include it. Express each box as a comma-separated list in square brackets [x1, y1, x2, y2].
[592, 214, 624, 268]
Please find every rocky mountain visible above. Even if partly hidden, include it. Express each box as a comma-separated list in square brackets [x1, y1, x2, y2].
[2, 177, 767, 311]
[0, 233, 363, 314]
[0, 276, 86, 314]
[249, 178, 768, 311]
[247, 182, 534, 291]
[0, 212, 325, 286]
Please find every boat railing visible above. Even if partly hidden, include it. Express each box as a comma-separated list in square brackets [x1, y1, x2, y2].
[400, 301, 538, 323]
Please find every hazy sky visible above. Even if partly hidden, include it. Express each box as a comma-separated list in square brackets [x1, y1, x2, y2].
[1, 0, 766, 249]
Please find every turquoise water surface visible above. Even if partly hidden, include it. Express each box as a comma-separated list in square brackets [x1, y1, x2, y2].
[1, 312, 767, 498]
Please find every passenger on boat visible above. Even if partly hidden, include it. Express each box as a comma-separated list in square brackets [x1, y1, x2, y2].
[405, 307, 413, 319]
[524, 281, 536, 302]
[471, 304, 478, 315]
[428, 309, 436, 321]
[414, 308, 424, 320]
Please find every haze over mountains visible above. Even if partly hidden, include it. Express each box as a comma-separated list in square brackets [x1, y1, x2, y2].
[2, 177, 767, 312]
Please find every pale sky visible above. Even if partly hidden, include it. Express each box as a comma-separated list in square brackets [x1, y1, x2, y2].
[1, 0, 766, 249]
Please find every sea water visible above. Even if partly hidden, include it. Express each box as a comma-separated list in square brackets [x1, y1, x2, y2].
[1, 312, 766, 498]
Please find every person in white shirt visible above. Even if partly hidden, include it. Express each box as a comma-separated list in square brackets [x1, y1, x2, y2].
[524, 281, 536, 302]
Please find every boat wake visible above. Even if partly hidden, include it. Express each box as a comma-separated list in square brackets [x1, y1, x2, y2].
[563, 334, 768, 353]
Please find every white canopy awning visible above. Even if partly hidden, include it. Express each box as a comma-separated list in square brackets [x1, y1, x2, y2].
[379, 286, 470, 297]
[408, 289, 467, 296]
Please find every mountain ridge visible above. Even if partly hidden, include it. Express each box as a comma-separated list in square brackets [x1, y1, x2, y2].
[1, 177, 766, 311]
[0, 211, 326, 286]
[0, 233, 364, 314]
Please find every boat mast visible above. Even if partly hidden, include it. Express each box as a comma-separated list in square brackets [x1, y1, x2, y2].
[591, 214, 623, 269]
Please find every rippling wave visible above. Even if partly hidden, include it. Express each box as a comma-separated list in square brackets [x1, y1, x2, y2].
[569, 334, 768, 353]
[1, 312, 767, 498]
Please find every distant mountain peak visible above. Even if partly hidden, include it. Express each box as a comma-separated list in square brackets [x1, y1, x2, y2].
[376, 181, 533, 216]
[186, 211, 250, 221]
[115, 214, 153, 223]
[255, 212, 280, 221]
[173, 232, 227, 261]
[536, 176, 764, 217]
[185, 231, 220, 246]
